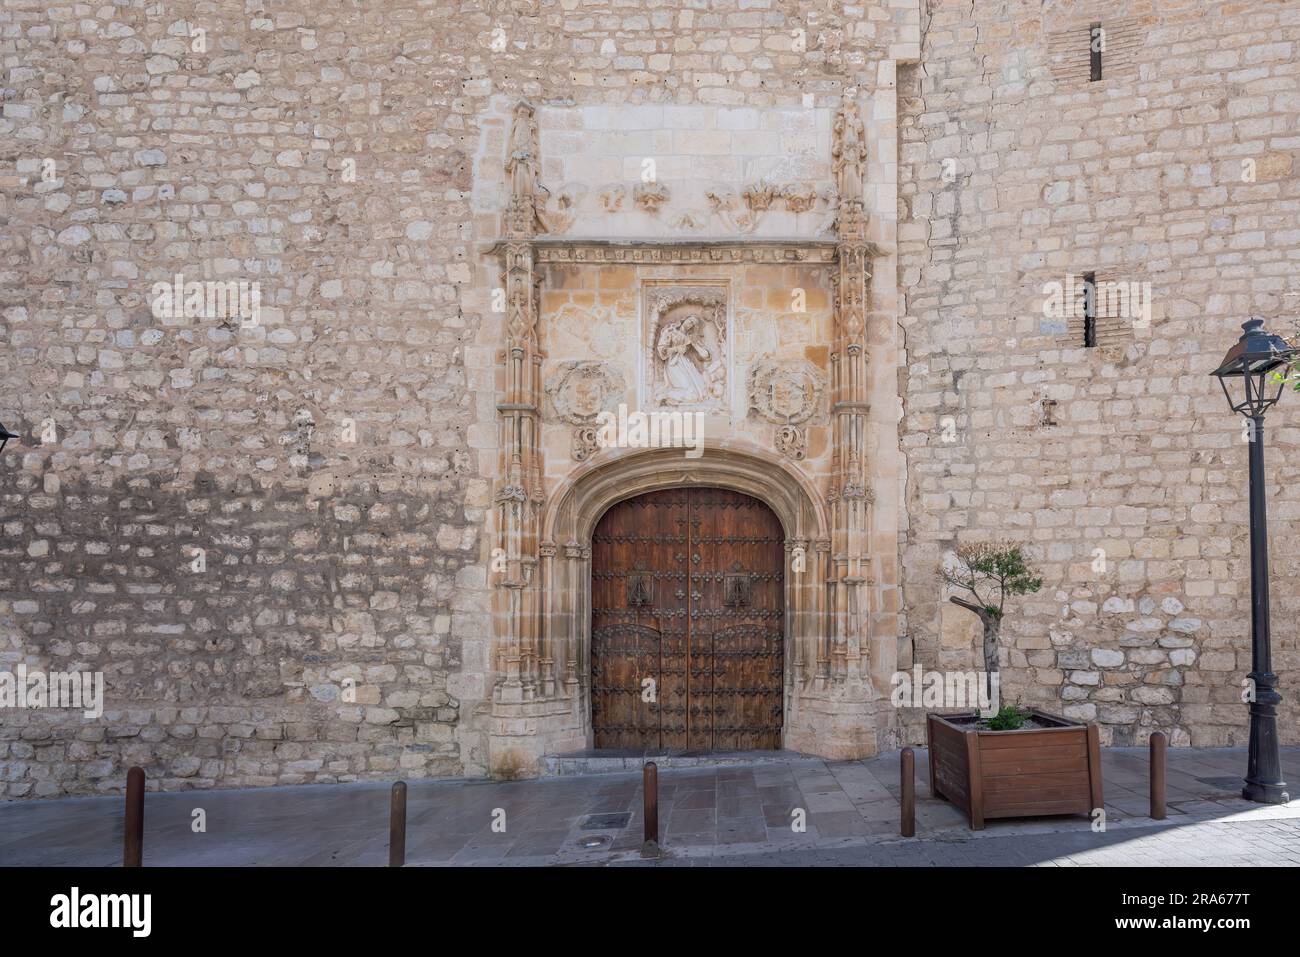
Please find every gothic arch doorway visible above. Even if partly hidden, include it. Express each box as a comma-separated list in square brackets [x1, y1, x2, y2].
[590, 487, 784, 750]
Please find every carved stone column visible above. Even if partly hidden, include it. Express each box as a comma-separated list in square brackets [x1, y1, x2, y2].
[563, 540, 590, 720]
[828, 95, 876, 686]
[494, 101, 547, 704]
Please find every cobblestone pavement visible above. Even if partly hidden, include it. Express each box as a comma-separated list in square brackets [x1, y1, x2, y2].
[2, 747, 1297, 867]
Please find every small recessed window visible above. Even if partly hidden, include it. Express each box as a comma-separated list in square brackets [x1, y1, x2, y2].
[1082, 272, 1098, 347]
[1090, 22, 1104, 81]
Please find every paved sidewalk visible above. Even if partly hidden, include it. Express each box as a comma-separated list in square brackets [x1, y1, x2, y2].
[2, 747, 1297, 867]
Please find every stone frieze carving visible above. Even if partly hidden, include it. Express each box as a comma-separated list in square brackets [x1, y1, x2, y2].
[527, 241, 838, 265]
[782, 183, 818, 213]
[536, 183, 587, 235]
[597, 184, 625, 212]
[705, 185, 755, 233]
[578, 178, 837, 236]
[742, 179, 780, 213]
[672, 210, 707, 232]
[633, 182, 670, 214]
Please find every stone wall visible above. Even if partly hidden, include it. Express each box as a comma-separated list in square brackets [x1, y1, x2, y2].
[897, 0, 1300, 747]
[4, 0, 1293, 799]
[0, 0, 920, 796]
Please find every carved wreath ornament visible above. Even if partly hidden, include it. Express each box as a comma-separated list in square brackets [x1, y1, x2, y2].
[747, 360, 825, 460]
[544, 360, 624, 461]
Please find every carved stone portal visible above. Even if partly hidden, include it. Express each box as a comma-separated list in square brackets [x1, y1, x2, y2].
[644, 283, 728, 412]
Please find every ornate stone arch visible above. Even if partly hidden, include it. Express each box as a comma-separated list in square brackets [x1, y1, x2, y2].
[519, 441, 830, 758]
[544, 440, 828, 545]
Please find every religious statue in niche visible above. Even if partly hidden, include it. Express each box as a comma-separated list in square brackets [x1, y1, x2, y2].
[501, 99, 559, 235]
[506, 102, 538, 198]
[832, 95, 867, 209]
[645, 285, 728, 412]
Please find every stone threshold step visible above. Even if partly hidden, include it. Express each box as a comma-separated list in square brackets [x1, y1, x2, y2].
[542, 748, 817, 776]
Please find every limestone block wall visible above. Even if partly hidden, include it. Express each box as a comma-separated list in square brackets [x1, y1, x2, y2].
[897, 0, 1300, 747]
[1, 0, 920, 796]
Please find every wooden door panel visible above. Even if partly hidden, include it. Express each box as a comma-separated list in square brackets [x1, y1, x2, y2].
[591, 489, 687, 749]
[693, 489, 784, 751]
[591, 487, 783, 750]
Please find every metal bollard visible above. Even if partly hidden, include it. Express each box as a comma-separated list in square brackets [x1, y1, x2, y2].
[389, 781, 408, 867]
[1150, 731, 1167, 820]
[643, 762, 659, 850]
[124, 766, 145, 868]
[901, 748, 916, 838]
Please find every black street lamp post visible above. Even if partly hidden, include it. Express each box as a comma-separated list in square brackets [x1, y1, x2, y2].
[1211, 318, 1297, 804]
[0, 423, 18, 455]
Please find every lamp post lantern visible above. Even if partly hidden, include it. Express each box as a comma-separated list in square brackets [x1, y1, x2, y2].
[1211, 317, 1297, 804]
[0, 423, 18, 455]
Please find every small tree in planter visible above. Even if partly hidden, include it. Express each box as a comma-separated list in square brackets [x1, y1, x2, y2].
[929, 541, 1102, 830]
[941, 540, 1043, 683]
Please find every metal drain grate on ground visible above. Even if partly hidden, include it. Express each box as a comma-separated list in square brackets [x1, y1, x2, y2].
[580, 812, 631, 830]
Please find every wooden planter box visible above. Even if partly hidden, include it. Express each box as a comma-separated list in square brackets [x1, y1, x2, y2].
[925, 710, 1103, 830]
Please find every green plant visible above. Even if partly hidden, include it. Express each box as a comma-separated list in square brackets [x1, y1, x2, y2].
[940, 540, 1043, 678]
[983, 704, 1030, 731]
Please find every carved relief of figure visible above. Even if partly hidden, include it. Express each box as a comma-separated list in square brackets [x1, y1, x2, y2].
[536, 183, 586, 234]
[656, 315, 714, 405]
[705, 185, 755, 233]
[832, 96, 867, 208]
[645, 284, 728, 412]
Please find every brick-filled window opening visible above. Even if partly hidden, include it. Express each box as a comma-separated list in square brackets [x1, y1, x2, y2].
[1090, 22, 1104, 81]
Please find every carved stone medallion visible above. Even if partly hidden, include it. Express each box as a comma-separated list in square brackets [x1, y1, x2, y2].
[748, 359, 824, 461]
[747, 359, 825, 425]
[545, 361, 624, 460]
[545, 360, 623, 425]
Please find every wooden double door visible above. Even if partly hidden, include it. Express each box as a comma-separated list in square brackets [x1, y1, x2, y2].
[590, 487, 784, 750]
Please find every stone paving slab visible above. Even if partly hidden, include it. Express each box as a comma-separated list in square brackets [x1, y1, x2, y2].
[1, 747, 1297, 867]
